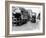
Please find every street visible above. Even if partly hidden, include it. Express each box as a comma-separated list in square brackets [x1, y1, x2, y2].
[12, 21, 40, 31]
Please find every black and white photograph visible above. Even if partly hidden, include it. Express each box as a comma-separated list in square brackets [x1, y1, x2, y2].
[12, 7, 40, 31]
[8, 2, 44, 35]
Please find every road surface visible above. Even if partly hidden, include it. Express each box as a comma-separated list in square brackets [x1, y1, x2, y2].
[12, 21, 40, 31]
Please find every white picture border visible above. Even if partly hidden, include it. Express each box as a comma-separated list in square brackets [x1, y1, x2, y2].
[9, 3, 43, 34]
